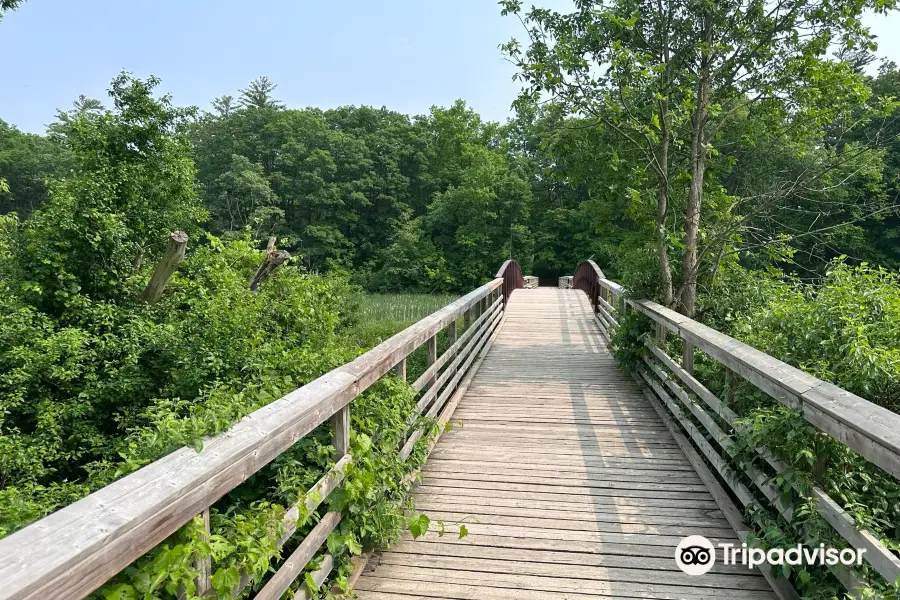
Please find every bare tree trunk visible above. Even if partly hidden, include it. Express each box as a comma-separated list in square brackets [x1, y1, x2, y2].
[139, 231, 188, 304]
[656, 122, 674, 307]
[680, 15, 713, 318]
[655, 0, 674, 307]
[249, 237, 290, 291]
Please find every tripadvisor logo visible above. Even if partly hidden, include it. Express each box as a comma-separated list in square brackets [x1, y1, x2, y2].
[676, 535, 716, 575]
[675, 535, 867, 575]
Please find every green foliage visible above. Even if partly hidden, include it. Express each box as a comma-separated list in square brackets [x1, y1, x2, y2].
[21, 73, 205, 314]
[0, 232, 354, 536]
[692, 259, 900, 595]
[0, 0, 24, 22]
[0, 73, 454, 595]
[192, 93, 535, 290]
[0, 76, 355, 542]
[714, 259, 900, 411]
[609, 308, 652, 373]
[0, 118, 70, 217]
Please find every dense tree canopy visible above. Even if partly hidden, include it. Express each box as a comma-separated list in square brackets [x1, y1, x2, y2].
[3, 69, 898, 298]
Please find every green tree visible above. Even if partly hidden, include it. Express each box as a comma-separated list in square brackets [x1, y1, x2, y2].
[0, 120, 70, 217]
[503, 0, 898, 315]
[0, 0, 24, 22]
[22, 73, 205, 313]
[206, 154, 281, 237]
[238, 76, 285, 110]
[502, 0, 694, 304]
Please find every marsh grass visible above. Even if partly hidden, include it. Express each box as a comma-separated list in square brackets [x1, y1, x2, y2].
[357, 293, 458, 325]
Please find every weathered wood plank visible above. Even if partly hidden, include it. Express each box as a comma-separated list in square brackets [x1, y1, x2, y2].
[382, 538, 755, 575]
[375, 553, 773, 590]
[357, 571, 774, 600]
[355, 288, 775, 599]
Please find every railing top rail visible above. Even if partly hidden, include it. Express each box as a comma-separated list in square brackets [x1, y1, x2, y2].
[574, 261, 900, 481]
[630, 298, 900, 480]
[0, 278, 503, 600]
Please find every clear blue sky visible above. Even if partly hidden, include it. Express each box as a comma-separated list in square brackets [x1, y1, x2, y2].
[1, 1, 899, 135]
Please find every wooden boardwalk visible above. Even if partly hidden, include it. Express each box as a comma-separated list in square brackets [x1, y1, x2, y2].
[356, 288, 775, 600]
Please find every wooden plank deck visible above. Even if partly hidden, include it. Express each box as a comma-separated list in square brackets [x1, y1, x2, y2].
[356, 288, 775, 600]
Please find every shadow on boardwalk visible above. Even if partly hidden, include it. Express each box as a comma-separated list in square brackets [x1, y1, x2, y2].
[354, 288, 776, 600]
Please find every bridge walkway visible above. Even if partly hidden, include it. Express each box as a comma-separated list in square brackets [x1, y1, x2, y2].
[355, 287, 775, 600]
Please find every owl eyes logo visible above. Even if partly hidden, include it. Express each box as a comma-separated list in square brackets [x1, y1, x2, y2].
[675, 535, 716, 575]
[680, 546, 712, 565]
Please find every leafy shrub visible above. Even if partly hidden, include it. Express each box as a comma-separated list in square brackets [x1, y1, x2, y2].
[0, 233, 354, 536]
[704, 260, 900, 593]
[609, 306, 652, 372]
[713, 259, 900, 412]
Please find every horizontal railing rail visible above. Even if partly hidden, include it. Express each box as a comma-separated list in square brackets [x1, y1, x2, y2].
[574, 260, 900, 598]
[0, 262, 525, 600]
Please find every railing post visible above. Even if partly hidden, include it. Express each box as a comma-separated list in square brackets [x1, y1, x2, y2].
[331, 405, 350, 461]
[394, 358, 406, 381]
[426, 334, 437, 389]
[195, 509, 212, 596]
[683, 341, 695, 374]
[447, 318, 458, 380]
[179, 509, 212, 600]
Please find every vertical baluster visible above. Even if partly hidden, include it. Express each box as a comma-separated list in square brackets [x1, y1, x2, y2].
[178, 509, 212, 600]
[464, 306, 472, 332]
[682, 340, 695, 374]
[331, 405, 350, 460]
[655, 322, 666, 345]
[195, 508, 212, 597]
[426, 334, 437, 390]
[725, 367, 737, 408]
[394, 357, 406, 381]
[447, 318, 458, 380]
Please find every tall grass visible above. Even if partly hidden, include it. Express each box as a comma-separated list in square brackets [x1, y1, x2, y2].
[357, 293, 458, 325]
[345, 294, 459, 378]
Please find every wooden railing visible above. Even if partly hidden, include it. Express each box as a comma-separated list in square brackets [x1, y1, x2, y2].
[574, 260, 900, 598]
[0, 262, 526, 600]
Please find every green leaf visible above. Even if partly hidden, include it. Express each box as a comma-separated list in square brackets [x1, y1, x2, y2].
[458, 524, 469, 539]
[102, 584, 137, 600]
[211, 566, 241, 594]
[345, 534, 362, 555]
[305, 571, 319, 593]
[408, 513, 431, 539]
